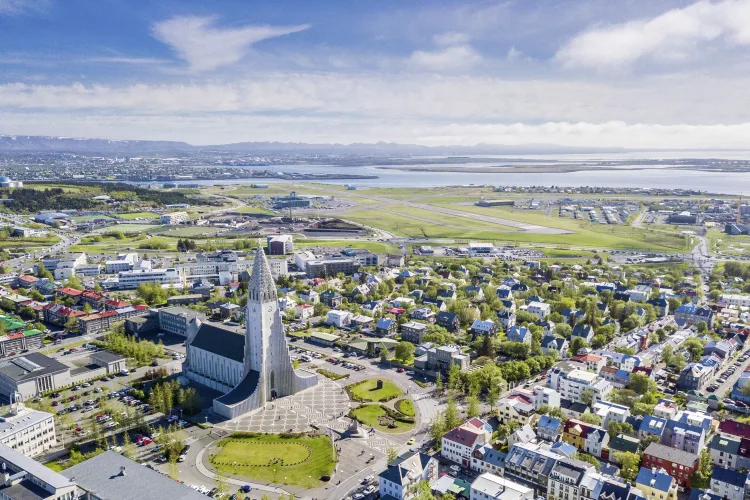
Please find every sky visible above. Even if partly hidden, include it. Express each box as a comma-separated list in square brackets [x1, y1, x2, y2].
[2, 0, 750, 148]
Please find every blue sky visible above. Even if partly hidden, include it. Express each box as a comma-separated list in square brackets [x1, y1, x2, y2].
[2, 0, 750, 147]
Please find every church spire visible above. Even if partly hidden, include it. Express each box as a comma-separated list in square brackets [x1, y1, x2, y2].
[249, 245, 277, 302]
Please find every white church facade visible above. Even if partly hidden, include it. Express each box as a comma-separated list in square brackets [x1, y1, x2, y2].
[182, 246, 318, 420]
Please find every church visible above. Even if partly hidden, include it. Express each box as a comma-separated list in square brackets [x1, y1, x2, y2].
[182, 246, 318, 420]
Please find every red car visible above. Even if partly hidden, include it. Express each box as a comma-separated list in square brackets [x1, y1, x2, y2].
[397, 368, 405, 373]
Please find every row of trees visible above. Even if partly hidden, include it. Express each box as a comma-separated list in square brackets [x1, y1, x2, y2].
[97, 322, 166, 362]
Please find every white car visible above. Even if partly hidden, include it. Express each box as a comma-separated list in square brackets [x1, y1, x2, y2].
[450, 465, 461, 473]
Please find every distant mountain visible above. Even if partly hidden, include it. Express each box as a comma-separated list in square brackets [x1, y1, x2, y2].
[0, 135, 628, 155]
[202, 141, 629, 155]
[0, 135, 193, 153]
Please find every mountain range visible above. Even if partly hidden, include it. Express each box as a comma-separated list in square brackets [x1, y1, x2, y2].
[0, 135, 629, 155]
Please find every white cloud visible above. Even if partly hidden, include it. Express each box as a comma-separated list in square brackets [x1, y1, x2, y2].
[556, 0, 750, 70]
[0, 0, 46, 15]
[433, 31, 470, 46]
[409, 44, 483, 71]
[86, 57, 170, 65]
[151, 15, 309, 72]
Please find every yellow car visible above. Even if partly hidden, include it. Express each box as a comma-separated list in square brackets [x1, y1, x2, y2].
[407, 438, 415, 445]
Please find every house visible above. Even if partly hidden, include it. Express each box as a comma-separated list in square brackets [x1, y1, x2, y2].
[471, 444, 507, 475]
[299, 289, 319, 303]
[571, 323, 595, 343]
[661, 418, 706, 455]
[648, 298, 670, 317]
[503, 442, 565, 497]
[410, 307, 435, 323]
[653, 399, 679, 420]
[562, 419, 609, 458]
[642, 443, 699, 487]
[442, 418, 492, 467]
[43, 303, 85, 326]
[470, 319, 498, 338]
[678, 363, 714, 390]
[570, 353, 606, 373]
[378, 451, 439, 500]
[527, 301, 551, 319]
[592, 400, 631, 427]
[636, 467, 678, 500]
[497, 309, 516, 330]
[294, 303, 315, 320]
[541, 335, 569, 358]
[609, 435, 641, 461]
[497, 393, 535, 426]
[708, 434, 746, 470]
[536, 416, 563, 442]
[507, 326, 531, 345]
[719, 419, 750, 440]
[508, 424, 537, 448]
[326, 310, 352, 328]
[710, 466, 750, 500]
[464, 285, 484, 300]
[375, 318, 397, 337]
[16, 274, 39, 289]
[532, 386, 561, 411]
[639, 415, 667, 441]
[675, 303, 714, 328]
[438, 289, 457, 301]
[600, 366, 631, 389]
[496, 286, 513, 300]
[600, 351, 642, 372]
[320, 290, 343, 308]
[547, 363, 612, 404]
[547, 458, 598, 500]
[470, 473, 534, 500]
[437, 311, 460, 332]
[422, 298, 446, 311]
[401, 322, 427, 344]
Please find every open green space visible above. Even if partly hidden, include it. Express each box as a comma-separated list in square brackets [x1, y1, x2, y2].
[395, 398, 415, 417]
[231, 205, 275, 214]
[115, 211, 159, 220]
[382, 204, 517, 232]
[295, 239, 399, 254]
[210, 433, 335, 488]
[350, 404, 415, 433]
[347, 378, 403, 402]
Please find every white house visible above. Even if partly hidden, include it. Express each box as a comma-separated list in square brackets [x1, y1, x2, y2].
[442, 419, 492, 468]
[527, 301, 551, 319]
[326, 310, 352, 328]
[470, 473, 533, 500]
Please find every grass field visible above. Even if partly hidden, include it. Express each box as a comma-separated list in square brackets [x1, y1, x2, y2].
[232, 205, 275, 214]
[382, 204, 516, 232]
[210, 433, 335, 488]
[350, 405, 415, 433]
[295, 239, 399, 254]
[348, 378, 403, 402]
[395, 398, 415, 417]
[116, 211, 159, 220]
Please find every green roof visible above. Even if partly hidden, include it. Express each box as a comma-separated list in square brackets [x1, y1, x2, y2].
[22, 329, 43, 337]
[0, 316, 26, 331]
[310, 332, 340, 342]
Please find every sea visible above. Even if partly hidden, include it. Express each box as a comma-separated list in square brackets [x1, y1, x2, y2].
[147, 151, 750, 194]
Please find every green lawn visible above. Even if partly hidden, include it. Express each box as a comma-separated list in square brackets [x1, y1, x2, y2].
[348, 378, 403, 402]
[210, 433, 335, 488]
[382, 204, 516, 232]
[295, 239, 399, 254]
[350, 405, 415, 433]
[116, 211, 159, 220]
[45, 461, 65, 472]
[395, 398, 415, 417]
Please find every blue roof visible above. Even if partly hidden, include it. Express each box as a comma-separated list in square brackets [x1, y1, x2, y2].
[711, 466, 749, 487]
[537, 415, 562, 432]
[689, 491, 721, 500]
[507, 325, 530, 343]
[636, 467, 673, 492]
[376, 318, 393, 329]
[550, 441, 576, 457]
[639, 415, 667, 435]
[500, 299, 514, 309]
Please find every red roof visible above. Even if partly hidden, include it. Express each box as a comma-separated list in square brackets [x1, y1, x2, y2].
[571, 354, 604, 363]
[105, 299, 130, 308]
[133, 304, 149, 310]
[82, 290, 105, 301]
[387, 307, 406, 314]
[101, 310, 119, 318]
[18, 275, 39, 283]
[7, 333, 23, 340]
[59, 287, 83, 297]
[719, 419, 750, 439]
[442, 426, 483, 447]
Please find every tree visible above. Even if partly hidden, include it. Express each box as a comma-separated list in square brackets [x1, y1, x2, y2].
[683, 338, 705, 362]
[670, 353, 687, 373]
[660, 344, 674, 366]
[608, 421, 634, 437]
[580, 388, 595, 407]
[615, 451, 642, 482]
[573, 452, 601, 472]
[629, 373, 656, 396]
[690, 448, 712, 488]
[569, 337, 588, 356]
[444, 399, 460, 430]
[82, 302, 93, 314]
[429, 414, 446, 448]
[380, 348, 389, 363]
[578, 413, 603, 426]
[64, 317, 79, 333]
[696, 321, 708, 334]
[395, 341, 415, 364]
[447, 363, 462, 392]
[467, 396, 480, 418]
[387, 445, 398, 462]
[435, 372, 443, 393]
